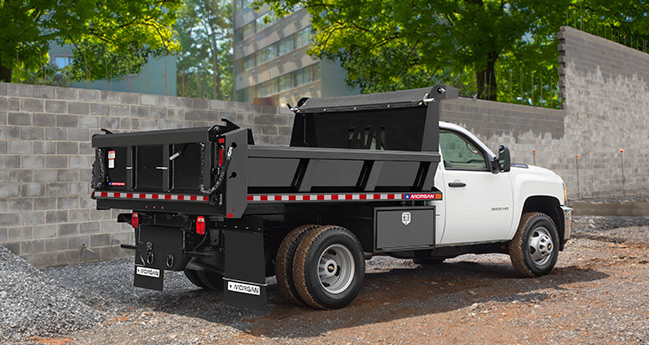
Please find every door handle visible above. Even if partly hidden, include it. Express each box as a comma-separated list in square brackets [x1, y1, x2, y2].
[448, 181, 466, 188]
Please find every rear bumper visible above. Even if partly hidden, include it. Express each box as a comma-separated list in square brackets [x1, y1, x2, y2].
[561, 206, 573, 241]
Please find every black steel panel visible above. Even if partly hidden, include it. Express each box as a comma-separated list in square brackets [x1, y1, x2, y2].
[375, 161, 420, 188]
[248, 158, 300, 187]
[375, 206, 435, 251]
[97, 199, 221, 216]
[311, 160, 363, 188]
[136, 145, 164, 191]
[249, 146, 440, 162]
[172, 143, 203, 192]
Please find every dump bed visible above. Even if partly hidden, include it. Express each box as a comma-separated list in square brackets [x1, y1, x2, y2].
[91, 85, 457, 219]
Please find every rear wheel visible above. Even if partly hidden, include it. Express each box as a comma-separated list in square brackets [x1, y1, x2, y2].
[509, 212, 560, 277]
[196, 271, 224, 291]
[183, 268, 207, 288]
[293, 225, 365, 309]
[275, 224, 320, 305]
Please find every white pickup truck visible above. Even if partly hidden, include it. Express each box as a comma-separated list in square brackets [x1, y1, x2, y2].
[91, 85, 572, 310]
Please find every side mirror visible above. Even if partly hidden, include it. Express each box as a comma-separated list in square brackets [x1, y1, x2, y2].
[498, 145, 511, 172]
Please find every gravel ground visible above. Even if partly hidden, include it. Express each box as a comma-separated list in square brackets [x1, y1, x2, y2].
[2, 214, 649, 344]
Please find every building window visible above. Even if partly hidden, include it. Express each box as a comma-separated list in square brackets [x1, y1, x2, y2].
[243, 55, 255, 71]
[295, 28, 311, 48]
[256, 13, 279, 32]
[257, 44, 277, 65]
[278, 37, 294, 56]
[258, 79, 278, 97]
[243, 22, 255, 39]
[236, 0, 254, 12]
[53, 56, 72, 68]
[279, 74, 294, 92]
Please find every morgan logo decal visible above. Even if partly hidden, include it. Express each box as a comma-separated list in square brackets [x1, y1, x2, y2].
[405, 193, 440, 200]
[136, 266, 160, 278]
[228, 281, 261, 296]
[402, 212, 412, 226]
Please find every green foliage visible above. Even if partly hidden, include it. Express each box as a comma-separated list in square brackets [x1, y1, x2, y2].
[0, 0, 182, 83]
[176, 0, 233, 100]
[256, 0, 649, 108]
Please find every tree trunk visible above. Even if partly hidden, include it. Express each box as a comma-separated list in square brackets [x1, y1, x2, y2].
[475, 51, 499, 101]
[0, 56, 12, 82]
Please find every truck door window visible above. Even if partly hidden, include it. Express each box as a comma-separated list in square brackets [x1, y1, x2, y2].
[439, 130, 488, 171]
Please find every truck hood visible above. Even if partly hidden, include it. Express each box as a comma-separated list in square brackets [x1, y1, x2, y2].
[512, 164, 564, 183]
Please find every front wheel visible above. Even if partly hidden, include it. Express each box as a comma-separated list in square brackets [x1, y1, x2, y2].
[293, 225, 365, 309]
[509, 212, 560, 277]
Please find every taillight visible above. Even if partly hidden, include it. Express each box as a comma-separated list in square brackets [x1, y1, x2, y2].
[196, 216, 206, 235]
[218, 147, 224, 166]
[131, 212, 139, 228]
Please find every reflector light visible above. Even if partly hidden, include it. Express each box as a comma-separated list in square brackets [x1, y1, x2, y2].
[196, 216, 206, 235]
[131, 213, 139, 228]
[218, 147, 224, 166]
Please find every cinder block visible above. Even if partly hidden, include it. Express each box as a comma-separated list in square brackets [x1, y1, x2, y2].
[45, 100, 67, 113]
[68, 102, 90, 115]
[79, 142, 93, 154]
[33, 85, 55, 99]
[56, 141, 78, 155]
[8, 227, 33, 241]
[55, 249, 80, 265]
[7, 83, 32, 97]
[69, 156, 90, 169]
[45, 238, 69, 251]
[0, 228, 6, 241]
[22, 99, 45, 113]
[131, 106, 150, 118]
[69, 182, 90, 196]
[33, 225, 57, 239]
[22, 211, 45, 225]
[79, 221, 101, 234]
[141, 94, 158, 105]
[57, 196, 79, 209]
[0, 82, 6, 95]
[110, 104, 130, 117]
[120, 93, 140, 105]
[68, 235, 90, 249]
[8, 141, 32, 154]
[20, 127, 43, 141]
[46, 182, 68, 196]
[57, 223, 79, 236]
[0, 156, 19, 170]
[8, 112, 32, 125]
[33, 170, 57, 182]
[3, 242, 20, 255]
[57, 169, 78, 182]
[0, 140, 5, 154]
[78, 89, 99, 102]
[34, 197, 57, 210]
[100, 91, 121, 103]
[31, 252, 58, 267]
[99, 117, 119, 129]
[8, 98, 19, 111]
[192, 98, 209, 109]
[8, 198, 33, 212]
[210, 99, 228, 110]
[68, 128, 89, 141]
[46, 128, 68, 140]
[79, 115, 100, 128]
[100, 219, 121, 233]
[46, 210, 68, 224]
[0, 184, 21, 198]
[90, 234, 111, 246]
[55, 87, 78, 100]
[8, 169, 33, 183]
[0, 110, 6, 124]
[33, 113, 56, 127]
[56, 115, 79, 127]
[0, 126, 20, 139]
[21, 183, 45, 197]
[0, 213, 20, 226]
[150, 107, 166, 119]
[254, 114, 288, 126]
[68, 209, 89, 222]
[46, 156, 68, 168]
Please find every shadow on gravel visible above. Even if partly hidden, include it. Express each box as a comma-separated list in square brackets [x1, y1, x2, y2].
[150, 260, 608, 340]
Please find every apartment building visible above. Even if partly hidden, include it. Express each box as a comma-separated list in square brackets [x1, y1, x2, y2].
[233, 1, 358, 106]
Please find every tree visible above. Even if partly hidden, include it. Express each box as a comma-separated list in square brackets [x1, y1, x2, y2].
[257, 0, 649, 104]
[0, 0, 182, 83]
[175, 0, 233, 100]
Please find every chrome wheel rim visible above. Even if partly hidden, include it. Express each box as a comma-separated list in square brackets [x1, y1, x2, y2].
[528, 227, 554, 266]
[318, 244, 355, 294]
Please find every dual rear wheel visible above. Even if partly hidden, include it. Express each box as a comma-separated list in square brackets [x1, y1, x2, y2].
[276, 225, 365, 309]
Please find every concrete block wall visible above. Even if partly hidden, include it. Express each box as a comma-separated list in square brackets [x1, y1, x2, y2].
[0, 82, 292, 267]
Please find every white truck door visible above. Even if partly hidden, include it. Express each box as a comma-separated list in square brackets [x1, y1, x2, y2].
[437, 129, 514, 244]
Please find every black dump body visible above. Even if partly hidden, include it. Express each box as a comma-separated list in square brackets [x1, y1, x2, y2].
[91, 85, 457, 219]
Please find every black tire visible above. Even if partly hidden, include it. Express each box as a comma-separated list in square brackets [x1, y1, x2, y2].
[509, 212, 560, 277]
[275, 224, 321, 306]
[413, 257, 445, 266]
[293, 225, 365, 309]
[184, 268, 207, 288]
[196, 271, 224, 291]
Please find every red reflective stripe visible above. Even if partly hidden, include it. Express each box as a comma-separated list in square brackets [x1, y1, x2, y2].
[114, 193, 121, 198]
[303, 195, 310, 201]
[261, 195, 268, 201]
[360, 194, 367, 200]
[289, 195, 296, 201]
[274, 195, 282, 201]
[345, 194, 353, 200]
[247, 195, 253, 201]
[190, 195, 197, 201]
[179, 195, 186, 200]
[165, 195, 171, 200]
[331, 195, 338, 200]
[317, 195, 325, 200]
[226, 213, 233, 218]
[152, 194, 159, 199]
[387, 194, 395, 199]
[373, 194, 380, 199]
[127, 193, 133, 198]
[138, 194, 144, 199]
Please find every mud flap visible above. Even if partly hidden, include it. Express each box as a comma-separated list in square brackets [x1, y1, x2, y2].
[223, 229, 267, 311]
